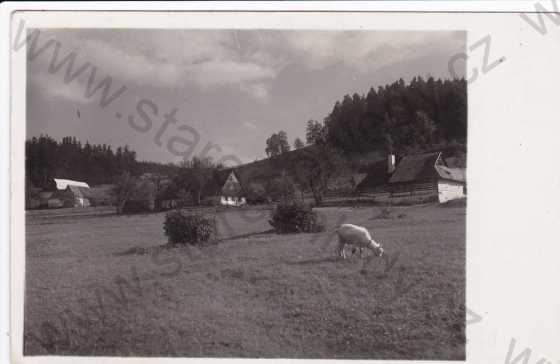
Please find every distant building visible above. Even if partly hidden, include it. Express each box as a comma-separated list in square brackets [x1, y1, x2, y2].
[52, 178, 92, 207]
[356, 155, 396, 194]
[204, 170, 247, 207]
[388, 152, 465, 203]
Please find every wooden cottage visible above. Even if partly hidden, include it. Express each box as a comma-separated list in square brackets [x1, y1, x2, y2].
[388, 152, 465, 203]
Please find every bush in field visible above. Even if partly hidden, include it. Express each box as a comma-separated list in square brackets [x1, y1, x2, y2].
[163, 210, 216, 246]
[269, 202, 324, 233]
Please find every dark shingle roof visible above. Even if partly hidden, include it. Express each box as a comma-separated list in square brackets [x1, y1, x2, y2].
[389, 152, 465, 184]
[204, 169, 245, 197]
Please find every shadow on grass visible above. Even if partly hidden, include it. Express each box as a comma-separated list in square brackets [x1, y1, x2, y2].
[114, 229, 276, 257]
[284, 256, 340, 266]
[113, 245, 167, 256]
[220, 229, 276, 242]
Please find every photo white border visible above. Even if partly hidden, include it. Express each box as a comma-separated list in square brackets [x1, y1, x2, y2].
[4, 2, 560, 364]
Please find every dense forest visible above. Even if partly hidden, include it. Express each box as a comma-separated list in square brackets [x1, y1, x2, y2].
[264, 76, 467, 159]
[323, 76, 466, 155]
[25, 136, 179, 188]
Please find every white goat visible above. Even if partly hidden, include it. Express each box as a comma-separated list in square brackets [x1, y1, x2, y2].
[335, 223, 384, 259]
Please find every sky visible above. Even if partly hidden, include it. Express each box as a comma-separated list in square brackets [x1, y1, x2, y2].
[27, 29, 466, 165]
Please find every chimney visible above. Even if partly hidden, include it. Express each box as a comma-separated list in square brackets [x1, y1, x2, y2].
[387, 154, 396, 174]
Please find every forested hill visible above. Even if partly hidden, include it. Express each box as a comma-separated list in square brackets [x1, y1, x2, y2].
[323, 77, 467, 156]
[25, 136, 179, 188]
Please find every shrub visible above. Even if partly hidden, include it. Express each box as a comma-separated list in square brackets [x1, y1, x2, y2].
[245, 182, 268, 205]
[163, 210, 217, 246]
[269, 202, 324, 233]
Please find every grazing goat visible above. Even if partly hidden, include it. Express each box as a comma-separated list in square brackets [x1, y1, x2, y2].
[335, 223, 384, 259]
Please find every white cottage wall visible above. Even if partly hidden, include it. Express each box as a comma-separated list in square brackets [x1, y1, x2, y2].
[437, 180, 465, 203]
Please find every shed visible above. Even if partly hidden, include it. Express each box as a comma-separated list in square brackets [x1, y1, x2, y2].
[388, 152, 465, 203]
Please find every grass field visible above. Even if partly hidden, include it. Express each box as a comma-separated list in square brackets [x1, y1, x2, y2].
[24, 202, 465, 359]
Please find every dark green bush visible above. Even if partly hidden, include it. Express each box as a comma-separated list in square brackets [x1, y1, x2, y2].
[269, 202, 324, 233]
[163, 210, 216, 245]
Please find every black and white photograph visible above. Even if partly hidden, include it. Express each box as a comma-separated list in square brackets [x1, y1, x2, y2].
[21, 24, 467, 360]
[7, 6, 560, 364]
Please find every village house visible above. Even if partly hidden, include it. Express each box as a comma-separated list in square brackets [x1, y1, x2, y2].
[52, 178, 92, 207]
[28, 178, 93, 209]
[388, 152, 466, 203]
[356, 152, 466, 203]
[204, 170, 247, 207]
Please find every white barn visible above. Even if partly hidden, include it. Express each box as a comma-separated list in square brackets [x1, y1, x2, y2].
[52, 178, 91, 207]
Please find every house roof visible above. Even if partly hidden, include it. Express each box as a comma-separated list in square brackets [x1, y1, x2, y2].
[54, 178, 90, 190]
[389, 152, 465, 184]
[221, 171, 244, 197]
[203, 169, 245, 197]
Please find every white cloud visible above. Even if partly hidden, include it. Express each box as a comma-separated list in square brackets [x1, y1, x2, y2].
[239, 83, 269, 100]
[186, 60, 276, 88]
[242, 121, 258, 131]
[267, 30, 464, 73]
[29, 29, 464, 102]
[33, 30, 280, 100]
[30, 71, 95, 105]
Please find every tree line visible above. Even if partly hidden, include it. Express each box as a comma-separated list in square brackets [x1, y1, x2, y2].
[25, 135, 180, 188]
[26, 135, 137, 187]
[265, 76, 467, 157]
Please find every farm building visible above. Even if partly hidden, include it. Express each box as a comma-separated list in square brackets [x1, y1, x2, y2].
[204, 170, 247, 207]
[356, 154, 396, 194]
[388, 152, 466, 203]
[27, 178, 93, 209]
[52, 178, 92, 207]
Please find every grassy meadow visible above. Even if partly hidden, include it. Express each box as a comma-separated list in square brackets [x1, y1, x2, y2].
[24, 202, 465, 359]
